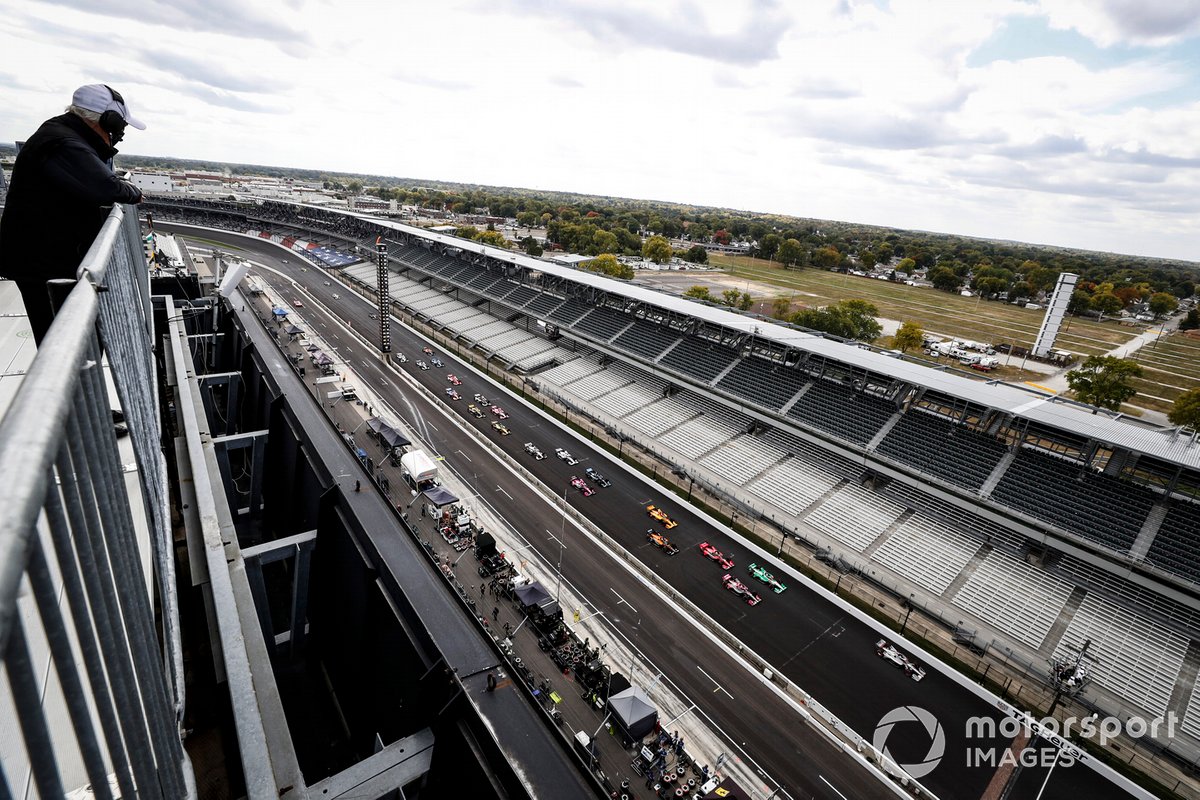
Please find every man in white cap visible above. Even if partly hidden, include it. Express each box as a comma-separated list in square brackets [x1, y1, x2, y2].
[0, 84, 147, 344]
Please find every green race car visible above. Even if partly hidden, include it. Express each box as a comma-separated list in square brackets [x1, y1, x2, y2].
[747, 562, 787, 594]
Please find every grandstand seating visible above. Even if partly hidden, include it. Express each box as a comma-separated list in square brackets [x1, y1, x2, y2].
[880, 480, 1030, 555]
[540, 357, 604, 387]
[872, 516, 981, 595]
[1145, 500, 1200, 584]
[525, 294, 565, 317]
[953, 552, 1073, 649]
[612, 321, 681, 361]
[575, 308, 634, 342]
[565, 369, 634, 401]
[761, 429, 862, 481]
[747, 459, 841, 516]
[1054, 595, 1188, 716]
[1183, 681, 1200, 741]
[500, 338, 564, 370]
[482, 279, 517, 300]
[992, 449, 1157, 553]
[716, 357, 810, 410]
[505, 286, 539, 307]
[676, 391, 753, 430]
[549, 299, 591, 325]
[658, 415, 741, 460]
[659, 338, 739, 382]
[623, 398, 699, 438]
[593, 382, 665, 419]
[787, 380, 896, 445]
[805, 483, 905, 551]
[1052, 554, 1200, 636]
[698, 434, 787, 485]
[875, 411, 1008, 491]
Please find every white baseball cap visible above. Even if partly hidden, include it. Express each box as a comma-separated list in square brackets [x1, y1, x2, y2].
[71, 83, 146, 130]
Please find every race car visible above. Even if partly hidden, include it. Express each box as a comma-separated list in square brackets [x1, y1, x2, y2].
[416, 360, 429, 370]
[490, 405, 509, 419]
[445, 388, 460, 401]
[447, 374, 462, 385]
[491, 421, 510, 436]
[292, 299, 303, 308]
[555, 448, 579, 465]
[524, 442, 546, 460]
[875, 639, 926, 682]
[646, 530, 679, 555]
[474, 393, 489, 405]
[570, 476, 595, 497]
[467, 404, 484, 418]
[646, 504, 678, 529]
[722, 574, 761, 606]
[698, 541, 734, 570]
[396, 353, 408, 363]
[430, 357, 444, 367]
[584, 467, 611, 488]
[746, 562, 787, 593]
[422, 346, 433, 355]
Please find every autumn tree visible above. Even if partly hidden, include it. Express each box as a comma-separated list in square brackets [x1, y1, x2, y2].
[1168, 388, 1200, 429]
[776, 238, 804, 267]
[476, 230, 509, 249]
[1065, 356, 1143, 411]
[683, 285, 713, 302]
[584, 253, 633, 280]
[643, 235, 673, 264]
[893, 320, 925, 353]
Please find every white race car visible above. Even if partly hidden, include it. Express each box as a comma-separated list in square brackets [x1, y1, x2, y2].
[875, 639, 926, 682]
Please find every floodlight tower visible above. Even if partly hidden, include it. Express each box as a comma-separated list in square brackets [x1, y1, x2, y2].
[1032, 272, 1078, 358]
[375, 237, 391, 359]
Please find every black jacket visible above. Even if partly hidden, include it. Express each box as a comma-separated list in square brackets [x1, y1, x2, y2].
[0, 113, 142, 280]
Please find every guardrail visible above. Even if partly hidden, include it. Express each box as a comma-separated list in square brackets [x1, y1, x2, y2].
[0, 204, 191, 799]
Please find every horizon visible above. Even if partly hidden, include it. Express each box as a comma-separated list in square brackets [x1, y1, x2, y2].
[3, 2, 1199, 261]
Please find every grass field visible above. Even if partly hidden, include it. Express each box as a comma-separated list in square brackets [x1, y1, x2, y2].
[709, 253, 1140, 358]
[1124, 334, 1200, 414]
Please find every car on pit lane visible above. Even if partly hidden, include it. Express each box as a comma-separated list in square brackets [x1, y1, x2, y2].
[292, 299, 303, 307]
[875, 639, 926, 681]
[646, 529, 679, 555]
[491, 421, 510, 436]
[524, 442, 546, 460]
[698, 542, 734, 570]
[584, 467, 611, 488]
[447, 374, 462, 385]
[569, 476, 595, 496]
[467, 404, 484, 418]
[746, 562, 787, 594]
[721, 574, 762, 606]
[554, 448, 579, 465]
[445, 388, 460, 401]
[646, 504, 678, 529]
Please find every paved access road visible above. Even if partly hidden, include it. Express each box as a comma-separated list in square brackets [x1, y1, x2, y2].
[171, 226, 1137, 800]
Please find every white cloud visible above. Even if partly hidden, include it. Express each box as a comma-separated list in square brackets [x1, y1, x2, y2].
[1, 0, 1198, 261]
[1038, 0, 1200, 47]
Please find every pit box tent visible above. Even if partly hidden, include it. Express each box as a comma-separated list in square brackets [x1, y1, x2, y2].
[476, 532, 497, 558]
[607, 685, 658, 741]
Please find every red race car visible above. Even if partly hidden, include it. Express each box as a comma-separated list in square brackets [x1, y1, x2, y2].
[447, 373, 462, 385]
[722, 574, 762, 606]
[570, 476, 595, 497]
[698, 541, 734, 570]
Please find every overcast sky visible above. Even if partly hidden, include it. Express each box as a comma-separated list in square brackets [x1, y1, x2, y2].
[3, 0, 1199, 261]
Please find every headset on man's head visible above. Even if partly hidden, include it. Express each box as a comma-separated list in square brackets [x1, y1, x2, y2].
[99, 85, 128, 142]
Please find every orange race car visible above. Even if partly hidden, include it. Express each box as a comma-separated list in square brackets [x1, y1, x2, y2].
[646, 504, 678, 529]
[646, 529, 679, 556]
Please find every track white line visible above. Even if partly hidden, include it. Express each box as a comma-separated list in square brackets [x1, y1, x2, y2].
[697, 665, 733, 700]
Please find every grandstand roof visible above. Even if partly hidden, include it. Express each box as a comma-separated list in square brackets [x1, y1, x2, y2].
[353, 211, 1200, 470]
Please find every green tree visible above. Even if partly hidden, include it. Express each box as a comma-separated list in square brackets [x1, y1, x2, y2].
[892, 320, 925, 353]
[1168, 388, 1200, 429]
[975, 276, 1008, 298]
[592, 229, 619, 255]
[777, 238, 804, 267]
[683, 245, 708, 264]
[792, 299, 881, 342]
[476, 230, 509, 249]
[1065, 356, 1143, 411]
[1090, 292, 1123, 317]
[683, 286, 713, 302]
[758, 233, 782, 261]
[811, 245, 843, 269]
[859, 250, 877, 270]
[895, 257, 916, 275]
[1149, 292, 1178, 316]
[771, 296, 792, 319]
[519, 236, 543, 256]
[516, 211, 539, 229]
[1180, 309, 1200, 331]
[584, 253, 633, 280]
[643, 235, 673, 264]
[455, 225, 480, 240]
[720, 289, 753, 310]
[346, 179, 363, 195]
[927, 266, 960, 292]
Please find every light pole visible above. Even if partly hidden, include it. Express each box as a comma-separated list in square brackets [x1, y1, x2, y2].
[900, 597, 915, 635]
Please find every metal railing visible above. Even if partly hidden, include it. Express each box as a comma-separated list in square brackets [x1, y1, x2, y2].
[0, 204, 192, 798]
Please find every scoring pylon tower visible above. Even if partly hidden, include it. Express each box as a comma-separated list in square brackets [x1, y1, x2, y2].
[376, 237, 391, 356]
